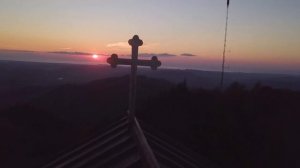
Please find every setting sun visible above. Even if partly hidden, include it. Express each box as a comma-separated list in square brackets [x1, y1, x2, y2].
[92, 54, 99, 59]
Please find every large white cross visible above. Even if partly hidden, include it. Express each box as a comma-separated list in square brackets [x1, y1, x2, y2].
[107, 35, 161, 120]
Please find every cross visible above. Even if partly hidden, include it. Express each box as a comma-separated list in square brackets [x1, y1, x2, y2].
[107, 35, 161, 120]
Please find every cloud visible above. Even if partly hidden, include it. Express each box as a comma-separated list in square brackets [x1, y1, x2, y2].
[119, 53, 176, 58]
[49, 51, 92, 55]
[0, 49, 35, 53]
[139, 53, 177, 57]
[181, 53, 197, 57]
[106, 42, 130, 48]
[61, 47, 72, 50]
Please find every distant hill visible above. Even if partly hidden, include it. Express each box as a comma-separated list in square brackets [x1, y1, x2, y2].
[1, 60, 299, 91]
[0, 63, 297, 167]
[1, 60, 300, 116]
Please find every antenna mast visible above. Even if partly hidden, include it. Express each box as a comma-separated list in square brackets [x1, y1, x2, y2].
[221, 0, 230, 89]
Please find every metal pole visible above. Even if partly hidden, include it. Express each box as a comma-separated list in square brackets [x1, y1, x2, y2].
[221, 2, 229, 89]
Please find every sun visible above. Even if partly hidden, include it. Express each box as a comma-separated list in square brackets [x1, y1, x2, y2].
[92, 54, 99, 59]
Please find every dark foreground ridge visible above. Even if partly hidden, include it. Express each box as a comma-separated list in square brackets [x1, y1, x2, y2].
[0, 70, 296, 168]
[42, 116, 218, 168]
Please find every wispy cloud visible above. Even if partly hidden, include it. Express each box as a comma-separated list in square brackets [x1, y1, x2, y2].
[61, 47, 72, 50]
[143, 53, 177, 57]
[49, 51, 92, 55]
[106, 42, 130, 48]
[122, 53, 177, 58]
[181, 53, 197, 57]
[0, 49, 35, 53]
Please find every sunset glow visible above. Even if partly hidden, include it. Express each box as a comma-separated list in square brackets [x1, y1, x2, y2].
[0, 0, 299, 74]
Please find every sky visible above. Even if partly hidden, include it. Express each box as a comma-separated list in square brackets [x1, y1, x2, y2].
[0, 0, 300, 74]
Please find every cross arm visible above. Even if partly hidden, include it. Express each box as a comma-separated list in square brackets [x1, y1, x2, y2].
[107, 54, 162, 70]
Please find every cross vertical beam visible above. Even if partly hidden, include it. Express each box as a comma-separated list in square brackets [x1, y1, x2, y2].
[128, 35, 143, 121]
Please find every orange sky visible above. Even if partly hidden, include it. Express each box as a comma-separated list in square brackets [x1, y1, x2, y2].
[0, 0, 299, 74]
